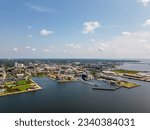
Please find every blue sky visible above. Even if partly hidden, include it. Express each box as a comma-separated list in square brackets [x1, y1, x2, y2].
[0, 0, 150, 59]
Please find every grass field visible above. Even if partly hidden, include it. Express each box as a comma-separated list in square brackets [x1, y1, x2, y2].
[117, 81, 139, 88]
[16, 80, 28, 85]
[4, 80, 32, 92]
[0, 79, 41, 97]
[13, 84, 31, 91]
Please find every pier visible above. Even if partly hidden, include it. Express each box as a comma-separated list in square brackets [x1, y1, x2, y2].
[92, 87, 121, 91]
[82, 80, 96, 86]
[82, 80, 121, 91]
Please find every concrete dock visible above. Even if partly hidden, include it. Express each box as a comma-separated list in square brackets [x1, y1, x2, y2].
[92, 87, 121, 91]
[82, 80, 121, 91]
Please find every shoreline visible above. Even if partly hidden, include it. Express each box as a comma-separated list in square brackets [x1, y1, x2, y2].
[47, 76, 79, 83]
[57, 79, 78, 83]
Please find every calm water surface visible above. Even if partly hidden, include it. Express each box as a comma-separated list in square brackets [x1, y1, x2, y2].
[0, 77, 150, 113]
[120, 60, 150, 71]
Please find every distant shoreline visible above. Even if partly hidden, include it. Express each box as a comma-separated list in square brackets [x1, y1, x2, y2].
[0, 58, 140, 62]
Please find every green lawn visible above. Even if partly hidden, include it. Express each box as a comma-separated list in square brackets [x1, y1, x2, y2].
[5, 80, 32, 92]
[118, 81, 139, 88]
[16, 80, 27, 85]
[13, 84, 31, 91]
[5, 80, 29, 87]
[0, 79, 40, 96]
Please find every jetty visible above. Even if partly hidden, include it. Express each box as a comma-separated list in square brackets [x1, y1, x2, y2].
[92, 87, 121, 91]
[82, 80, 121, 91]
[82, 80, 96, 86]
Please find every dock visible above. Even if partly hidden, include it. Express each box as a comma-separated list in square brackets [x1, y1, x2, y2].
[82, 80, 96, 86]
[92, 87, 121, 91]
[82, 80, 121, 91]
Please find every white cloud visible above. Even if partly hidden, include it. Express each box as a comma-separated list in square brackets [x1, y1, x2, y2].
[101, 43, 109, 48]
[91, 38, 96, 42]
[91, 38, 101, 45]
[97, 46, 104, 52]
[143, 19, 150, 27]
[43, 49, 50, 52]
[75, 44, 81, 49]
[129, 31, 150, 38]
[75, 31, 150, 58]
[122, 32, 131, 36]
[26, 3, 55, 13]
[137, 0, 150, 6]
[88, 47, 93, 52]
[69, 51, 73, 54]
[90, 38, 109, 48]
[40, 29, 54, 36]
[32, 48, 36, 52]
[82, 21, 100, 34]
[144, 44, 150, 49]
[13, 48, 18, 52]
[104, 31, 150, 58]
[28, 26, 32, 29]
[65, 43, 81, 49]
[26, 46, 31, 49]
[139, 39, 147, 42]
[63, 50, 66, 53]
[43, 46, 54, 53]
[50, 45, 54, 48]
[28, 34, 32, 38]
